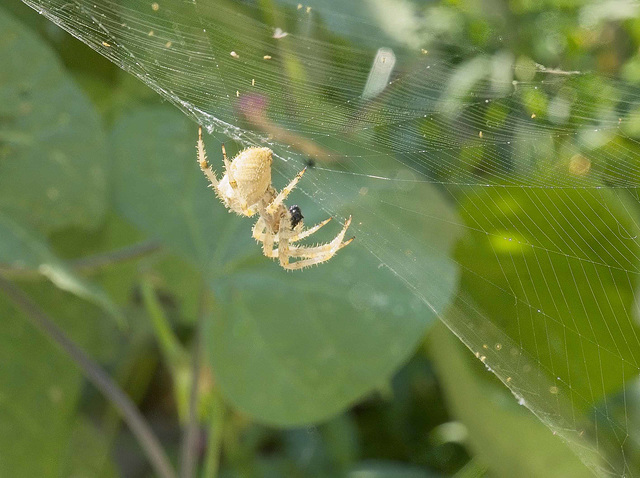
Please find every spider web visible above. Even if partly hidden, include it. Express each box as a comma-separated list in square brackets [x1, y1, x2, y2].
[20, 0, 640, 474]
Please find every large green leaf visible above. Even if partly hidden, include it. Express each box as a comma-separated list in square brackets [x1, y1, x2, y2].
[61, 418, 119, 478]
[112, 106, 460, 425]
[348, 461, 440, 478]
[455, 187, 640, 408]
[428, 320, 596, 478]
[0, 297, 81, 477]
[0, 216, 123, 476]
[0, 282, 120, 477]
[0, 6, 107, 233]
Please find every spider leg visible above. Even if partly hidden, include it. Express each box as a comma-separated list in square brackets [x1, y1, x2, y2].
[292, 215, 353, 255]
[197, 127, 221, 190]
[238, 200, 258, 217]
[312, 215, 351, 248]
[289, 217, 332, 242]
[273, 216, 354, 270]
[254, 217, 332, 243]
[262, 217, 293, 266]
[265, 167, 307, 215]
[289, 235, 354, 257]
[278, 220, 291, 268]
[261, 226, 276, 258]
[221, 143, 239, 188]
[252, 216, 267, 242]
[277, 236, 354, 259]
[280, 238, 354, 270]
[273, 216, 352, 255]
[221, 143, 231, 172]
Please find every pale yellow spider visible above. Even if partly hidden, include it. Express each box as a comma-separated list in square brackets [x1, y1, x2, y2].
[197, 127, 354, 270]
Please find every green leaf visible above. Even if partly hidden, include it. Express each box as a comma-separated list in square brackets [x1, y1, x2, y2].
[455, 187, 640, 408]
[0, 297, 82, 477]
[61, 418, 119, 478]
[0, 212, 122, 325]
[428, 321, 596, 478]
[0, 6, 107, 233]
[0, 282, 120, 477]
[348, 460, 441, 478]
[112, 106, 460, 425]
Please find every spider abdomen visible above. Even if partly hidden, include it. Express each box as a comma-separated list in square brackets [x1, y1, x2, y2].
[229, 147, 272, 205]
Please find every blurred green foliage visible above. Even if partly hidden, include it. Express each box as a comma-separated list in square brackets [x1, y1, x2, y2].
[3, 0, 640, 476]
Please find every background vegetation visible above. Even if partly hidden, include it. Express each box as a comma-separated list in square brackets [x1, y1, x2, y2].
[2, 0, 639, 476]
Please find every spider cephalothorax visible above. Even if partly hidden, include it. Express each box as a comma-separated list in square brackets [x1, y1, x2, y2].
[197, 127, 353, 270]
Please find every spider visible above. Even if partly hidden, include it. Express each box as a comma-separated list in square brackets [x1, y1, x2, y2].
[197, 127, 353, 270]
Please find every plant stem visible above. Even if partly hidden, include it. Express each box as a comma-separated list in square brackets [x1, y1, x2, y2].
[0, 276, 177, 478]
[140, 278, 184, 365]
[203, 390, 225, 478]
[180, 287, 208, 478]
[0, 240, 161, 279]
[71, 240, 161, 271]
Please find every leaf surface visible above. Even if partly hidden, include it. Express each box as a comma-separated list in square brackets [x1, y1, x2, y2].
[0, 6, 107, 233]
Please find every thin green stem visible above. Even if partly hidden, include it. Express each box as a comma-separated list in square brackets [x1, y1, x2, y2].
[71, 240, 161, 271]
[0, 240, 161, 279]
[203, 390, 225, 478]
[0, 276, 176, 478]
[140, 277, 184, 364]
[180, 286, 208, 478]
